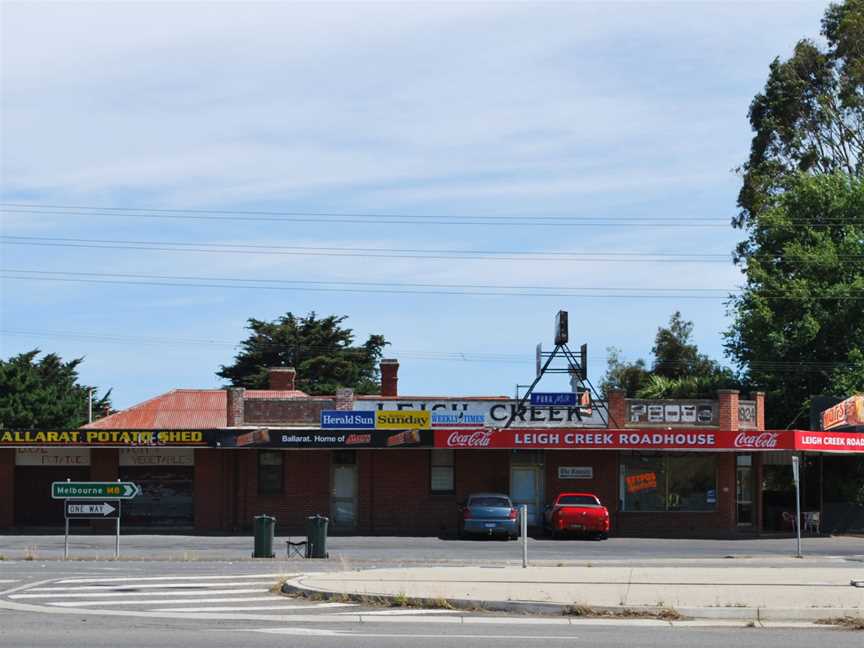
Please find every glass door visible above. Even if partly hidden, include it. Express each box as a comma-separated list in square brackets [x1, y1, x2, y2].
[510, 466, 542, 526]
[736, 454, 754, 526]
[331, 451, 357, 530]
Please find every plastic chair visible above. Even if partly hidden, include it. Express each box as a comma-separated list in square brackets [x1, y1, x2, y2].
[286, 538, 308, 558]
[803, 511, 821, 536]
[781, 511, 797, 532]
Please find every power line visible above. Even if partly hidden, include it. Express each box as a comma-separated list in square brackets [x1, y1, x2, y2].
[0, 236, 737, 263]
[2, 268, 862, 299]
[2, 203, 860, 227]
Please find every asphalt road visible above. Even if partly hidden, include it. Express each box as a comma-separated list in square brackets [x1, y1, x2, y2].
[2, 612, 863, 648]
[2, 557, 863, 647]
[1, 534, 862, 564]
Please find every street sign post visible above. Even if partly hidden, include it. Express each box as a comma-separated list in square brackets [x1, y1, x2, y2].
[52, 481, 139, 499]
[56, 480, 139, 559]
[792, 455, 802, 558]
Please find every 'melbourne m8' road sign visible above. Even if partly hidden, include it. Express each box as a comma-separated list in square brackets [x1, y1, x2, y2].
[51, 481, 140, 500]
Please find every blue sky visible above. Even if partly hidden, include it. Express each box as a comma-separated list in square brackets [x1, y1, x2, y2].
[0, 1, 830, 409]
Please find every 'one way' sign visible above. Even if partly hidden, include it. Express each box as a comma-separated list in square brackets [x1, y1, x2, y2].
[65, 500, 121, 519]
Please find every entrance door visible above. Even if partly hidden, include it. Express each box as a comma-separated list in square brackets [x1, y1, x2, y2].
[331, 451, 357, 530]
[736, 454, 754, 526]
[511, 466, 542, 526]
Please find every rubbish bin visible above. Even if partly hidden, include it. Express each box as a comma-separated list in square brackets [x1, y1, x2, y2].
[305, 514, 329, 559]
[252, 514, 276, 558]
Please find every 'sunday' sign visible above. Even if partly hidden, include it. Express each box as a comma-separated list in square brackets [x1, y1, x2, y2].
[354, 398, 607, 428]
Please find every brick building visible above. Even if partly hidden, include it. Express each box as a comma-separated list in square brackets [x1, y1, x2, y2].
[2, 361, 861, 536]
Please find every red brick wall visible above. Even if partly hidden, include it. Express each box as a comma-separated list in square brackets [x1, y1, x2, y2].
[195, 449, 231, 531]
[606, 390, 626, 428]
[545, 451, 619, 530]
[89, 449, 119, 531]
[718, 390, 740, 432]
[0, 449, 14, 528]
[236, 450, 330, 533]
[244, 399, 334, 425]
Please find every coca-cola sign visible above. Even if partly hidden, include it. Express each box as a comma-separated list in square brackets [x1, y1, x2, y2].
[446, 430, 493, 447]
[734, 432, 780, 449]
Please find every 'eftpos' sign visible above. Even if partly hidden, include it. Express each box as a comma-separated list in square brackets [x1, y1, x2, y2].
[321, 411, 376, 429]
[530, 392, 577, 407]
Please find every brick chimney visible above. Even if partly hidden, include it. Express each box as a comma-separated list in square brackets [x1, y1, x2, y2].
[268, 367, 296, 391]
[335, 388, 354, 411]
[606, 389, 626, 429]
[227, 387, 245, 427]
[717, 389, 740, 431]
[380, 359, 399, 397]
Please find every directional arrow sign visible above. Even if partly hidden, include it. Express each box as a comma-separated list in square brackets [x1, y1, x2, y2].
[52, 481, 140, 500]
[65, 500, 120, 519]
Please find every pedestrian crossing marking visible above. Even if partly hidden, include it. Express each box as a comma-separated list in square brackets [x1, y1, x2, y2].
[12, 587, 269, 599]
[57, 573, 289, 584]
[27, 581, 277, 592]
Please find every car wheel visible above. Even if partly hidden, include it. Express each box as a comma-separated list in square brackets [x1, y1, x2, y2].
[595, 532, 608, 541]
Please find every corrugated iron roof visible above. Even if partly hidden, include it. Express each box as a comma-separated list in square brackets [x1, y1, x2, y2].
[83, 390, 227, 429]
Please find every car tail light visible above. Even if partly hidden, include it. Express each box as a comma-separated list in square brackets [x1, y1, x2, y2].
[463, 508, 472, 520]
[508, 508, 518, 520]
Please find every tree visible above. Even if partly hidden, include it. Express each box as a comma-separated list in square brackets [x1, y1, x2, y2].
[729, 1, 864, 428]
[726, 173, 864, 428]
[602, 312, 737, 398]
[736, 0, 863, 227]
[0, 350, 111, 428]
[217, 312, 389, 395]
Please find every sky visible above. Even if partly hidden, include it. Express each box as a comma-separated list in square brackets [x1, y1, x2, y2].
[0, 1, 832, 409]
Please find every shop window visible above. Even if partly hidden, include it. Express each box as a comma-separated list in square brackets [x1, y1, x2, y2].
[430, 449, 454, 493]
[621, 453, 717, 512]
[258, 451, 283, 495]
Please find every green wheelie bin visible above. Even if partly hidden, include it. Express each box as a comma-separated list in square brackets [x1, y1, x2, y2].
[252, 514, 276, 558]
[305, 515, 329, 559]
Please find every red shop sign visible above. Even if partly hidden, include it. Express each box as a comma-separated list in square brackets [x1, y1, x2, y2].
[435, 429, 799, 451]
[795, 431, 864, 452]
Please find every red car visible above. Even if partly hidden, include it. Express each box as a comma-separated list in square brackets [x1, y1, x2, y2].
[544, 492, 610, 539]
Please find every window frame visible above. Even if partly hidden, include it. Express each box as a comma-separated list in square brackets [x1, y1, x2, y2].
[430, 449, 455, 494]
[619, 452, 719, 513]
[257, 450, 284, 496]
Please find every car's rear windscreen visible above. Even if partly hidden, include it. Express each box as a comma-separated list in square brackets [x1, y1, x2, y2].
[558, 495, 600, 506]
[469, 497, 511, 508]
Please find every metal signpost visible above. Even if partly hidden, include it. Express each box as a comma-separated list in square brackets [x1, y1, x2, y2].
[53, 480, 139, 559]
[792, 456, 802, 558]
[520, 504, 528, 568]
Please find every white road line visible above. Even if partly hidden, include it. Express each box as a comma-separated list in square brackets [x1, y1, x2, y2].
[0, 580, 19, 584]
[45, 595, 286, 607]
[27, 581, 277, 592]
[149, 602, 357, 613]
[244, 628, 582, 640]
[339, 609, 461, 616]
[57, 573, 290, 584]
[45, 596, 284, 612]
[11, 587, 269, 600]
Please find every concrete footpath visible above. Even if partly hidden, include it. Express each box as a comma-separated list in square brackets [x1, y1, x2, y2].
[284, 560, 864, 622]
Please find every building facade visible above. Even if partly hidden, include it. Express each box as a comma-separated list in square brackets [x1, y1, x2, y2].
[2, 363, 862, 536]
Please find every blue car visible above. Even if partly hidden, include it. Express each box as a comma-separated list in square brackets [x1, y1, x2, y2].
[459, 493, 519, 539]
